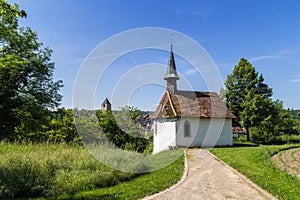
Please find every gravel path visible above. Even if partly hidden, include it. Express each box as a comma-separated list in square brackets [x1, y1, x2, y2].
[145, 149, 276, 200]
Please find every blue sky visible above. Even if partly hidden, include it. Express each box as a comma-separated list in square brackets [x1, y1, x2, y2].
[10, 0, 300, 110]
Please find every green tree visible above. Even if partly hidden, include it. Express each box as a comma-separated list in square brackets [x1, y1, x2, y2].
[97, 107, 149, 153]
[224, 58, 272, 141]
[45, 108, 79, 143]
[97, 110, 129, 149]
[224, 58, 298, 142]
[294, 120, 300, 134]
[251, 100, 298, 142]
[115, 106, 143, 138]
[0, 0, 63, 139]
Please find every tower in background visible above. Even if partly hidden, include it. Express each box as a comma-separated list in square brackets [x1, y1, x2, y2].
[101, 98, 111, 111]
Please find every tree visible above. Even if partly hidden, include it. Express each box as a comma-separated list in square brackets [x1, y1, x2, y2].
[45, 108, 79, 143]
[96, 107, 149, 153]
[251, 100, 298, 142]
[224, 58, 272, 141]
[224, 58, 298, 142]
[97, 110, 127, 148]
[0, 0, 63, 139]
[115, 106, 143, 138]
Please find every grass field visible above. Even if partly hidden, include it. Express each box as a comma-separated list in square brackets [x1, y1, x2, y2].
[0, 142, 185, 200]
[6, 141, 300, 200]
[210, 144, 300, 200]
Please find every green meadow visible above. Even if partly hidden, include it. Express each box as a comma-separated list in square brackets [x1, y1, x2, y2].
[0, 142, 185, 200]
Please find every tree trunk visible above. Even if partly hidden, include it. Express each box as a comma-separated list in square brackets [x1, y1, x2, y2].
[246, 126, 250, 142]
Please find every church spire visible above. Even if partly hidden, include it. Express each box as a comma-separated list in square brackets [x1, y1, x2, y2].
[164, 44, 180, 94]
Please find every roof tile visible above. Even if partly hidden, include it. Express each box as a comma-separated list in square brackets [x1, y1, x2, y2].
[152, 90, 235, 119]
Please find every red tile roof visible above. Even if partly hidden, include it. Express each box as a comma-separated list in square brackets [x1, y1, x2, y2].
[152, 90, 235, 119]
[232, 126, 246, 134]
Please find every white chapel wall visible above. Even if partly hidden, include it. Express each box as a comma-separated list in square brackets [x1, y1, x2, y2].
[153, 119, 177, 154]
[176, 118, 233, 147]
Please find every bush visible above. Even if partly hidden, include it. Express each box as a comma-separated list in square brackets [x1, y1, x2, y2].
[265, 134, 300, 145]
[237, 135, 247, 143]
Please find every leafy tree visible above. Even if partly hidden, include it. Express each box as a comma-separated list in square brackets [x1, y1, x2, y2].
[251, 100, 298, 142]
[0, 0, 26, 17]
[224, 58, 272, 141]
[96, 107, 149, 153]
[45, 108, 79, 143]
[294, 120, 300, 134]
[0, 0, 63, 139]
[115, 106, 144, 138]
[224, 58, 297, 142]
[75, 109, 105, 144]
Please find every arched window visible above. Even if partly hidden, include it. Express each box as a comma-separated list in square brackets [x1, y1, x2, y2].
[184, 120, 191, 137]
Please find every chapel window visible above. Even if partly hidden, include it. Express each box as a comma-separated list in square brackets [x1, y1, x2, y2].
[184, 120, 191, 137]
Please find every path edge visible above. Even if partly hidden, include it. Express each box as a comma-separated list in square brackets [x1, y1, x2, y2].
[207, 149, 277, 200]
[142, 149, 189, 200]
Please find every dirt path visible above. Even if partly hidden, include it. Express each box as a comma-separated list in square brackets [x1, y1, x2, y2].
[144, 149, 275, 200]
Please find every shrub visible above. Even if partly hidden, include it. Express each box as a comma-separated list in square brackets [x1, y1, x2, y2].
[237, 135, 247, 142]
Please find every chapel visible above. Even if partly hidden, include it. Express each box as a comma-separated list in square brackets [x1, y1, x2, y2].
[152, 45, 235, 153]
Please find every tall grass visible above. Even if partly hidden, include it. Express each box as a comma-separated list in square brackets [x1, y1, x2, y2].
[0, 142, 143, 199]
[62, 149, 185, 200]
[0, 142, 185, 200]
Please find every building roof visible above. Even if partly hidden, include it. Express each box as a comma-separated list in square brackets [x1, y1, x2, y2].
[152, 90, 236, 119]
[232, 126, 247, 134]
[101, 98, 111, 106]
[164, 45, 180, 80]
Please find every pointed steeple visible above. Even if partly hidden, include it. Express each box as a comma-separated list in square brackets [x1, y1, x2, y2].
[164, 44, 180, 93]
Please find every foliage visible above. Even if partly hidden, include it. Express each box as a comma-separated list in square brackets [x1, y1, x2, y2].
[287, 109, 300, 133]
[119, 105, 141, 121]
[96, 110, 129, 149]
[287, 109, 300, 120]
[224, 58, 272, 118]
[294, 120, 300, 134]
[237, 135, 247, 143]
[0, 0, 63, 139]
[143, 136, 153, 154]
[0, 142, 143, 199]
[96, 107, 150, 153]
[115, 105, 151, 139]
[224, 58, 272, 141]
[7, 108, 80, 143]
[223, 58, 297, 141]
[0, 0, 26, 17]
[74, 109, 105, 144]
[250, 101, 298, 143]
[257, 134, 300, 145]
[44, 108, 80, 143]
[210, 144, 300, 200]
